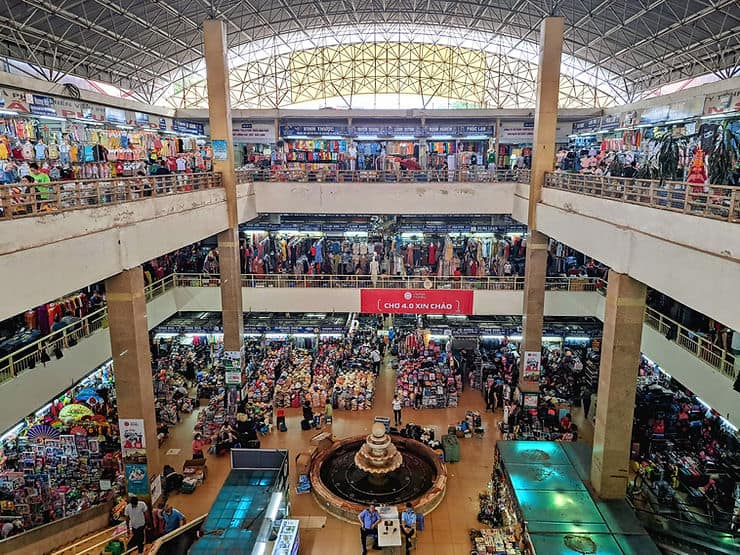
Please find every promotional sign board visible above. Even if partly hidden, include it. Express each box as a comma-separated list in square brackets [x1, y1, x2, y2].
[499, 122, 571, 143]
[233, 121, 276, 142]
[522, 351, 542, 385]
[703, 89, 740, 116]
[360, 289, 474, 315]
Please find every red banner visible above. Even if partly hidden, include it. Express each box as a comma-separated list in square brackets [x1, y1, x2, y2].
[360, 289, 474, 315]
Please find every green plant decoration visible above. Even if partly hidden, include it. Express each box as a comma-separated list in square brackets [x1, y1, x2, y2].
[706, 123, 740, 185]
[655, 131, 688, 183]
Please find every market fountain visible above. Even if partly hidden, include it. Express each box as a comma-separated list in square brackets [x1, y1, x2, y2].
[310, 422, 447, 522]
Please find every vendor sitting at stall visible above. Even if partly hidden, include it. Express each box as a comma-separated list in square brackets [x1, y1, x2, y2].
[215, 424, 239, 454]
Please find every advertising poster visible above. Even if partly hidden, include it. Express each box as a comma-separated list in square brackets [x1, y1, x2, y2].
[119, 418, 147, 463]
[124, 464, 149, 497]
[523, 351, 542, 385]
[360, 289, 474, 315]
[212, 139, 228, 161]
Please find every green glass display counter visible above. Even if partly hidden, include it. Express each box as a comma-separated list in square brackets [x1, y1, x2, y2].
[496, 441, 661, 555]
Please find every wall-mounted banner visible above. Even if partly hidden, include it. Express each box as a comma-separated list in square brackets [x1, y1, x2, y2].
[703, 89, 740, 116]
[523, 351, 541, 385]
[212, 140, 228, 161]
[124, 463, 150, 497]
[360, 289, 473, 315]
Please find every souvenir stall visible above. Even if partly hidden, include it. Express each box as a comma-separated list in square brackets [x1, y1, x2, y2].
[332, 341, 377, 411]
[395, 337, 458, 409]
[273, 347, 313, 409]
[0, 362, 123, 534]
[0, 112, 211, 184]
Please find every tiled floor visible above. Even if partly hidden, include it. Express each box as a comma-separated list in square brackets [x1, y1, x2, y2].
[160, 358, 592, 554]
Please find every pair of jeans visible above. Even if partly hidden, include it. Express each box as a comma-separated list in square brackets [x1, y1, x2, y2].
[401, 527, 415, 553]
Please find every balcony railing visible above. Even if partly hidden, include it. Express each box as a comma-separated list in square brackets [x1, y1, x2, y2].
[543, 171, 740, 223]
[644, 305, 736, 379]
[4, 272, 734, 389]
[174, 272, 602, 291]
[236, 168, 528, 183]
[0, 172, 223, 220]
[0, 275, 177, 384]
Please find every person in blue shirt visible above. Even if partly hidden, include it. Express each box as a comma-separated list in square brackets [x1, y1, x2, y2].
[400, 503, 417, 554]
[358, 504, 380, 553]
[162, 504, 186, 534]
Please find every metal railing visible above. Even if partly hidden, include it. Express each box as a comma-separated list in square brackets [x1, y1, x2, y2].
[236, 167, 528, 183]
[543, 171, 740, 223]
[173, 272, 602, 291]
[0, 172, 223, 220]
[644, 305, 736, 379]
[0, 276, 177, 384]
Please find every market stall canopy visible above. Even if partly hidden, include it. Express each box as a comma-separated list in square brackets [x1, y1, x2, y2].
[1, 1, 737, 109]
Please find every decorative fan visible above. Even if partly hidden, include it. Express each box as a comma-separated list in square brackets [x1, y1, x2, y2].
[26, 425, 61, 443]
[563, 535, 597, 554]
[59, 403, 93, 422]
[70, 425, 88, 436]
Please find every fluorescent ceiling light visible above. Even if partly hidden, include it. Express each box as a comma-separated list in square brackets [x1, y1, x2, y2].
[72, 118, 104, 126]
[38, 115, 66, 122]
[0, 109, 19, 116]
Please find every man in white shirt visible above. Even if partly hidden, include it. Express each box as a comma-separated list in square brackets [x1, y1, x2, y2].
[370, 347, 381, 374]
[124, 495, 148, 553]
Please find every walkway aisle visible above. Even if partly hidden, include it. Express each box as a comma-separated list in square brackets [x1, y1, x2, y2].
[160, 356, 504, 555]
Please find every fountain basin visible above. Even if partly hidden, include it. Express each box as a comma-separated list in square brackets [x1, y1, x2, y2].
[310, 434, 447, 523]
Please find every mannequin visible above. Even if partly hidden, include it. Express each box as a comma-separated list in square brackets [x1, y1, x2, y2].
[347, 142, 357, 171]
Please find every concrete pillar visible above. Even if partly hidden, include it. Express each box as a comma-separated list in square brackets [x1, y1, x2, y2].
[106, 268, 160, 499]
[494, 117, 501, 170]
[591, 271, 646, 499]
[204, 19, 244, 357]
[528, 16, 563, 227]
[520, 17, 563, 390]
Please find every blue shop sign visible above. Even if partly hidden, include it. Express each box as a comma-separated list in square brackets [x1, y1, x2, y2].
[105, 107, 126, 124]
[599, 114, 620, 131]
[173, 119, 205, 135]
[159, 118, 167, 131]
[135, 112, 150, 125]
[31, 95, 55, 107]
[281, 125, 348, 137]
[572, 117, 601, 133]
[30, 104, 58, 117]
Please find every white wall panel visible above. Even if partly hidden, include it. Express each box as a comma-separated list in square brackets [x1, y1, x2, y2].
[253, 182, 516, 215]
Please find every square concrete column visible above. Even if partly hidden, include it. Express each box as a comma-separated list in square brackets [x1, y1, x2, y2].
[520, 230, 549, 392]
[520, 17, 563, 389]
[204, 19, 244, 355]
[218, 227, 244, 353]
[105, 268, 160, 496]
[591, 271, 646, 499]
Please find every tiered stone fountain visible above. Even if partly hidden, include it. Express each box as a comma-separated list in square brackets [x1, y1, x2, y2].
[310, 422, 447, 522]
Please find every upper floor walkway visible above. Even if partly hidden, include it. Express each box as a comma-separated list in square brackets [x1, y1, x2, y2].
[0, 273, 736, 433]
[2, 169, 738, 329]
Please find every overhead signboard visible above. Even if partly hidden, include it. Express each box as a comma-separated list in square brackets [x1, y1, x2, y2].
[360, 289, 474, 315]
[233, 121, 276, 142]
[499, 122, 571, 143]
[703, 89, 740, 116]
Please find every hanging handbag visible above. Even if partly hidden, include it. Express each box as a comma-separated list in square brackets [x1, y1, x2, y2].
[40, 349, 51, 364]
[67, 337, 78, 347]
[54, 346, 64, 359]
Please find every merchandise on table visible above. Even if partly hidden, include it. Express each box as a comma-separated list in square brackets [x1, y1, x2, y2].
[273, 347, 313, 409]
[395, 339, 458, 409]
[0, 363, 123, 536]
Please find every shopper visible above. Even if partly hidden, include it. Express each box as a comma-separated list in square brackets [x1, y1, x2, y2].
[371, 347, 381, 374]
[392, 395, 402, 426]
[358, 504, 380, 553]
[581, 385, 592, 419]
[124, 495, 148, 554]
[162, 503, 186, 533]
[400, 503, 417, 554]
[29, 162, 51, 211]
[302, 400, 315, 429]
[191, 433, 205, 459]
